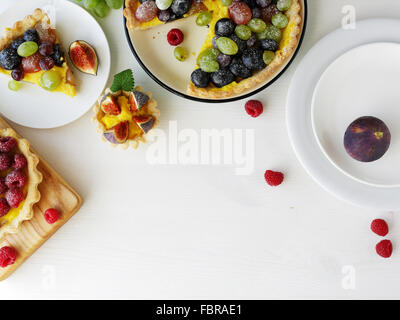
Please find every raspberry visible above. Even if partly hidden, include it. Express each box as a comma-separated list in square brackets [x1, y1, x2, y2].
[0, 246, 17, 268]
[13, 153, 27, 169]
[0, 198, 10, 217]
[264, 170, 284, 186]
[5, 188, 24, 208]
[5, 169, 27, 189]
[371, 219, 389, 237]
[167, 28, 184, 46]
[0, 153, 12, 171]
[0, 178, 7, 194]
[245, 100, 263, 117]
[0, 137, 17, 153]
[376, 240, 392, 258]
[44, 208, 60, 224]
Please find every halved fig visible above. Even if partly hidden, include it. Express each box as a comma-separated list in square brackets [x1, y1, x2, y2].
[104, 121, 129, 144]
[133, 115, 154, 134]
[101, 94, 121, 115]
[69, 40, 98, 75]
[128, 90, 149, 112]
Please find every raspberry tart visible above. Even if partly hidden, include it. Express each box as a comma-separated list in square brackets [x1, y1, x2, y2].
[0, 128, 42, 240]
[93, 87, 160, 149]
[0, 9, 76, 96]
[124, 0, 303, 98]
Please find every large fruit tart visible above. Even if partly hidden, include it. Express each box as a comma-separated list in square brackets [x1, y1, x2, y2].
[0, 129, 42, 240]
[0, 9, 76, 96]
[124, 0, 302, 98]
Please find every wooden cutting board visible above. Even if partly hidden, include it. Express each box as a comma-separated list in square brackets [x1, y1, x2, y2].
[0, 117, 82, 281]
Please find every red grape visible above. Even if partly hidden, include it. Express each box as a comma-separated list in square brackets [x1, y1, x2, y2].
[21, 52, 42, 73]
[228, 1, 252, 25]
[11, 69, 24, 81]
[135, 1, 159, 22]
[260, 4, 280, 23]
[35, 24, 56, 44]
[39, 56, 55, 70]
[39, 42, 54, 56]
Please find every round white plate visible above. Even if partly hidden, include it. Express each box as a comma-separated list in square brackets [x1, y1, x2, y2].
[311, 42, 400, 188]
[0, 0, 111, 128]
[286, 19, 400, 210]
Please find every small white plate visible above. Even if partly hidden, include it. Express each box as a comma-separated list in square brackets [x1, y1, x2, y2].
[286, 19, 400, 210]
[0, 0, 111, 128]
[311, 42, 400, 188]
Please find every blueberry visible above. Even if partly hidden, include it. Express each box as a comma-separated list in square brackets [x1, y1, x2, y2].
[212, 36, 220, 49]
[229, 34, 247, 55]
[242, 47, 266, 71]
[230, 57, 252, 78]
[260, 39, 279, 51]
[11, 38, 25, 50]
[0, 48, 21, 70]
[256, 0, 272, 8]
[191, 69, 210, 88]
[243, 0, 257, 8]
[158, 10, 171, 22]
[23, 29, 39, 43]
[252, 7, 261, 18]
[217, 54, 232, 68]
[51, 44, 65, 67]
[246, 34, 258, 48]
[168, 12, 183, 22]
[171, 0, 192, 16]
[210, 68, 235, 88]
[215, 18, 235, 37]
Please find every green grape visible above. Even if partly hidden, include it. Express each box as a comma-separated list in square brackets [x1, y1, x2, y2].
[17, 41, 38, 57]
[94, 0, 111, 17]
[196, 11, 213, 26]
[8, 80, 21, 91]
[216, 37, 238, 55]
[221, 0, 232, 6]
[263, 50, 275, 65]
[262, 24, 282, 42]
[174, 46, 188, 61]
[197, 48, 220, 64]
[277, 0, 292, 11]
[83, 0, 100, 9]
[40, 70, 61, 91]
[199, 60, 219, 73]
[105, 0, 123, 9]
[271, 13, 288, 28]
[247, 18, 266, 33]
[235, 25, 252, 40]
[156, 0, 173, 11]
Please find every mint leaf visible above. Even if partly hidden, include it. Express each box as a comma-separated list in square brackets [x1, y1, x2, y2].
[110, 69, 135, 92]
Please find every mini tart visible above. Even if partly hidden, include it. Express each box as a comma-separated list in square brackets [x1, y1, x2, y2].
[93, 87, 160, 149]
[0, 128, 42, 240]
[124, 0, 303, 99]
[0, 8, 76, 97]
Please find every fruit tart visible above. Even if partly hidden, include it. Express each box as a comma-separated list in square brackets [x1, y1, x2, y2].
[124, 0, 303, 98]
[0, 9, 76, 96]
[94, 87, 160, 149]
[0, 128, 42, 240]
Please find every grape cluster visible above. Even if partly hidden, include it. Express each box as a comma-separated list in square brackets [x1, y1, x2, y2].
[74, 0, 123, 18]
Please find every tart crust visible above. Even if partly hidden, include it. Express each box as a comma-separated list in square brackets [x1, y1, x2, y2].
[0, 128, 43, 240]
[93, 87, 160, 150]
[0, 8, 76, 91]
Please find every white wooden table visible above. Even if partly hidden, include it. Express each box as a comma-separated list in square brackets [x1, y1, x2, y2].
[1, 0, 400, 299]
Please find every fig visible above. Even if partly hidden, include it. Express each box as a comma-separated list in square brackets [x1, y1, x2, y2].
[133, 115, 154, 134]
[104, 121, 129, 144]
[101, 94, 121, 115]
[129, 90, 149, 112]
[69, 40, 98, 75]
[344, 116, 391, 162]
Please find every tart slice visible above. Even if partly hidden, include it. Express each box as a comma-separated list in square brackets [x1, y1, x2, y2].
[0, 128, 42, 240]
[124, 0, 302, 99]
[0, 8, 76, 97]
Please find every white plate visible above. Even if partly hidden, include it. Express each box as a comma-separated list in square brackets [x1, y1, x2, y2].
[286, 19, 400, 210]
[311, 42, 400, 188]
[0, 0, 111, 128]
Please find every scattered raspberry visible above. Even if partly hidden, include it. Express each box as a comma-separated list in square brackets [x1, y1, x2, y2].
[376, 240, 392, 258]
[0, 153, 12, 171]
[0, 246, 17, 268]
[167, 28, 184, 46]
[44, 208, 60, 224]
[5, 188, 24, 208]
[0, 178, 7, 194]
[0, 198, 10, 217]
[245, 100, 263, 118]
[371, 219, 389, 237]
[0, 137, 16, 153]
[264, 170, 284, 186]
[5, 169, 27, 189]
[13, 153, 27, 170]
